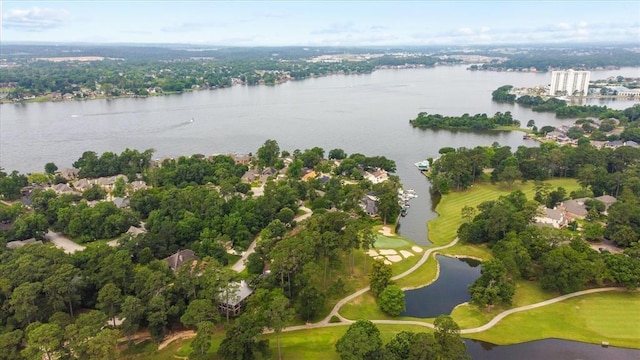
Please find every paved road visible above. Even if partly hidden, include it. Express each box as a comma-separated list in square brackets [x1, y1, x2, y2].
[45, 231, 86, 254]
[230, 206, 313, 273]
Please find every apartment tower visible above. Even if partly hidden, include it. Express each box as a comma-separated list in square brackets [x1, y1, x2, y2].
[549, 69, 591, 96]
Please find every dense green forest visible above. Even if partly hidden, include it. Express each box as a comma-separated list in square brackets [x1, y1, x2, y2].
[0, 141, 407, 359]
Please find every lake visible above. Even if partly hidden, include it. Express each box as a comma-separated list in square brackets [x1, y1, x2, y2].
[1, 64, 639, 358]
[402, 255, 481, 318]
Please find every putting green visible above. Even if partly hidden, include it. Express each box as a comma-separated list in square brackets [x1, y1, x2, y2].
[374, 234, 413, 249]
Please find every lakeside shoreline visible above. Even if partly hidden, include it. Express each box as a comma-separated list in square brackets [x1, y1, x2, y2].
[0, 63, 442, 105]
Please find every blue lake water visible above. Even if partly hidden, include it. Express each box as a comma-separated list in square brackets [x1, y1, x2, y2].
[402, 255, 482, 318]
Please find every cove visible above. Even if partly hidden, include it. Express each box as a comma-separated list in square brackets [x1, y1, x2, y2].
[465, 338, 640, 359]
[401, 255, 481, 318]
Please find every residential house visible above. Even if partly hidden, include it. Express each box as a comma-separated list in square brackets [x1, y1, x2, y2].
[361, 194, 378, 216]
[218, 280, 254, 317]
[112, 197, 130, 209]
[73, 179, 92, 192]
[302, 171, 317, 181]
[59, 168, 79, 180]
[595, 195, 617, 214]
[260, 168, 277, 184]
[52, 183, 75, 195]
[534, 207, 568, 228]
[318, 174, 331, 185]
[545, 130, 565, 140]
[130, 180, 148, 192]
[231, 154, 252, 165]
[604, 140, 625, 149]
[164, 249, 199, 273]
[241, 169, 258, 183]
[364, 168, 389, 184]
[20, 185, 45, 206]
[127, 225, 147, 237]
[558, 198, 588, 220]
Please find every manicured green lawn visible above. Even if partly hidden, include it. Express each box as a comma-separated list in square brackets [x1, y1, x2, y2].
[450, 280, 559, 329]
[140, 324, 435, 360]
[428, 178, 580, 246]
[464, 291, 640, 349]
[374, 233, 413, 248]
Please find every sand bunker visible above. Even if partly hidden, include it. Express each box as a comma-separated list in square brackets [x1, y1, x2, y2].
[379, 249, 398, 255]
[367, 249, 379, 256]
[386, 255, 403, 262]
[378, 226, 394, 236]
[400, 250, 414, 258]
[384, 259, 392, 265]
[411, 246, 423, 253]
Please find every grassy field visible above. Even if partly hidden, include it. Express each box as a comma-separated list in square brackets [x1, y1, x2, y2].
[132, 324, 435, 360]
[465, 291, 640, 349]
[428, 178, 581, 246]
[450, 280, 560, 329]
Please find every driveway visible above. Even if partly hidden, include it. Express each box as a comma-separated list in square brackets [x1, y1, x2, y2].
[45, 231, 86, 254]
[230, 206, 314, 272]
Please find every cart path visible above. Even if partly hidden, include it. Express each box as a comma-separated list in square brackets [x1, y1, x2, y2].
[320, 237, 460, 324]
[283, 286, 625, 334]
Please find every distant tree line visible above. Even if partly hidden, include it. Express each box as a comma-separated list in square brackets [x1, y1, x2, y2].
[469, 47, 640, 71]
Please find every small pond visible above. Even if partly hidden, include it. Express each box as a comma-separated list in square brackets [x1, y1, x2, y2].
[465, 338, 640, 359]
[402, 255, 481, 318]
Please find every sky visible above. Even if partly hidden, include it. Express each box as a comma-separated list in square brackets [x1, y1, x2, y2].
[1, 1, 639, 46]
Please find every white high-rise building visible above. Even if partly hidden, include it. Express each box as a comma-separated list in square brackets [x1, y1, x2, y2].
[549, 70, 591, 96]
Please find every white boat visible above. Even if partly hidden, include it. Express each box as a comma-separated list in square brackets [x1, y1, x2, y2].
[414, 160, 429, 170]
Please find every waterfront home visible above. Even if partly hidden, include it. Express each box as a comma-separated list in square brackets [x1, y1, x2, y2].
[364, 168, 389, 184]
[59, 168, 79, 180]
[230, 153, 252, 165]
[361, 194, 379, 216]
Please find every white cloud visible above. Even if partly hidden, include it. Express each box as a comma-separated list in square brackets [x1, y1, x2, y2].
[480, 26, 491, 33]
[161, 22, 211, 33]
[556, 22, 572, 30]
[2, 7, 69, 31]
[311, 22, 358, 35]
[578, 21, 588, 28]
[456, 27, 474, 35]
